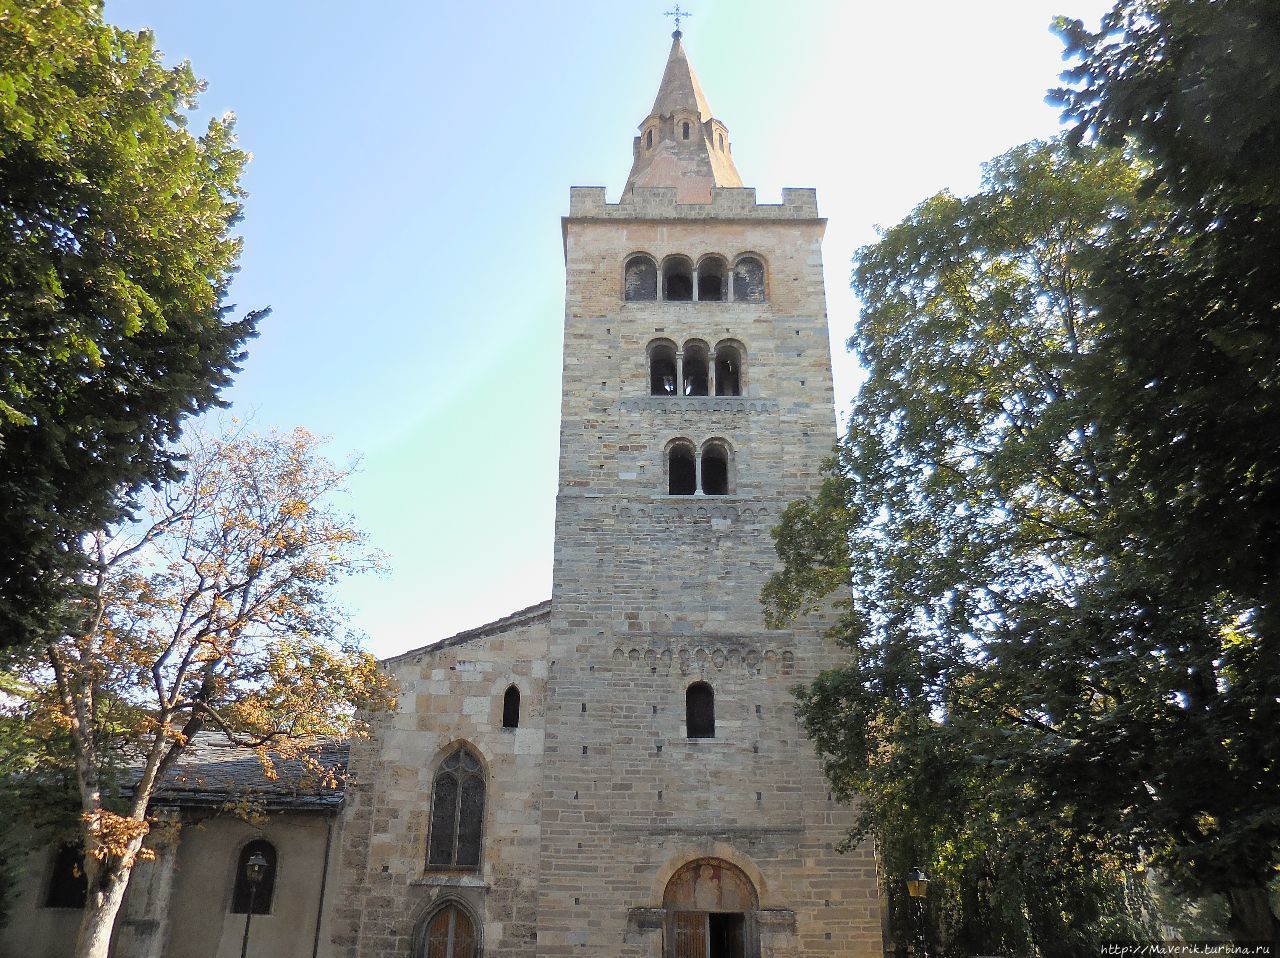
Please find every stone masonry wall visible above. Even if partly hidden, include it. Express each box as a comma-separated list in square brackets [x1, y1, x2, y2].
[330, 607, 551, 958]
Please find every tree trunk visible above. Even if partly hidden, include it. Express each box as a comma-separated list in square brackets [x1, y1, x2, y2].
[1226, 886, 1280, 947]
[74, 857, 135, 958]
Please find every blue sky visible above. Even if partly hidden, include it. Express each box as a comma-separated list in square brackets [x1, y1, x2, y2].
[103, 0, 1114, 658]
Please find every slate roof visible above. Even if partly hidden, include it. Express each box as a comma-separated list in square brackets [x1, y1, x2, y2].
[146, 735, 348, 812]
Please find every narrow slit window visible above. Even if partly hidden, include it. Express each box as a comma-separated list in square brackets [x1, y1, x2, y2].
[682, 121, 691, 140]
[502, 685, 520, 729]
[686, 682, 715, 738]
[646, 129, 654, 149]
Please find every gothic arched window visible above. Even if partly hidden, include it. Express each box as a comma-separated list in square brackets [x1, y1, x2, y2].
[624, 254, 658, 302]
[733, 255, 766, 302]
[502, 685, 521, 729]
[428, 747, 485, 870]
[231, 840, 277, 915]
[686, 682, 715, 738]
[420, 903, 476, 958]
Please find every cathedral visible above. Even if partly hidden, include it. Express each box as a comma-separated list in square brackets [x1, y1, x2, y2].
[3, 29, 884, 958]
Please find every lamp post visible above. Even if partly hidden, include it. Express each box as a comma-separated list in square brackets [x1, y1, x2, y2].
[905, 867, 929, 958]
[239, 851, 269, 958]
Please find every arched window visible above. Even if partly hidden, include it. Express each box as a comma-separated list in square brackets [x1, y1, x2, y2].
[502, 685, 521, 729]
[668, 441, 696, 496]
[697, 256, 727, 302]
[701, 441, 730, 495]
[662, 256, 693, 302]
[649, 340, 678, 395]
[733, 256, 766, 302]
[420, 904, 476, 958]
[428, 747, 485, 870]
[624, 254, 658, 302]
[718, 132, 725, 150]
[714, 342, 743, 396]
[682, 121, 691, 140]
[682, 341, 709, 396]
[231, 840, 277, 915]
[44, 844, 86, 909]
[686, 682, 715, 738]
[646, 129, 654, 149]
[664, 859, 758, 958]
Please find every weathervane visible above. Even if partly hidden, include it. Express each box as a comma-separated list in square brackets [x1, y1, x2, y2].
[665, 4, 691, 36]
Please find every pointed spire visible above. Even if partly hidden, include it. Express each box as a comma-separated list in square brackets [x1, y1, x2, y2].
[623, 34, 743, 204]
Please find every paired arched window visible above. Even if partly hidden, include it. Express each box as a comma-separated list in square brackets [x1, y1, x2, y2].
[502, 685, 521, 729]
[625, 253, 767, 303]
[686, 682, 715, 738]
[666, 439, 734, 496]
[733, 256, 766, 302]
[420, 903, 476, 958]
[647, 339, 745, 398]
[428, 747, 485, 870]
[231, 839, 277, 915]
[624, 254, 658, 301]
[662, 255, 694, 302]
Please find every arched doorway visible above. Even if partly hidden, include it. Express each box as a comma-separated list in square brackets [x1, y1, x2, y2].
[663, 859, 758, 958]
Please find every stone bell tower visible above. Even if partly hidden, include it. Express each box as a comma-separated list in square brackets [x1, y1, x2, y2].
[537, 28, 884, 958]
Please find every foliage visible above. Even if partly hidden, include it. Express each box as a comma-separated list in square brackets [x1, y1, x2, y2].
[766, 138, 1224, 953]
[1053, 0, 1280, 939]
[0, 0, 263, 647]
[2, 426, 396, 958]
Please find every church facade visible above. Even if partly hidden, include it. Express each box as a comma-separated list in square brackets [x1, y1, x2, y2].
[1, 31, 883, 958]
[325, 31, 883, 958]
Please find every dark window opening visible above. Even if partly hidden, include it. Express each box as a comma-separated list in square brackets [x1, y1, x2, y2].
[718, 133, 725, 150]
[428, 747, 485, 870]
[423, 904, 476, 958]
[624, 256, 657, 301]
[646, 129, 654, 149]
[682, 347, 709, 396]
[649, 343, 677, 395]
[231, 840, 277, 915]
[44, 845, 86, 909]
[714, 347, 742, 396]
[733, 257, 765, 302]
[702, 445, 729, 495]
[502, 685, 520, 729]
[663, 258, 694, 301]
[669, 445, 696, 496]
[682, 121, 691, 140]
[697, 258, 727, 302]
[686, 682, 715, 738]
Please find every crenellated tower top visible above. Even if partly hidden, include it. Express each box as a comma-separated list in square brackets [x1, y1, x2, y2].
[623, 33, 743, 204]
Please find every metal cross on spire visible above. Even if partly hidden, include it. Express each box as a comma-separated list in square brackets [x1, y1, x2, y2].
[665, 4, 692, 37]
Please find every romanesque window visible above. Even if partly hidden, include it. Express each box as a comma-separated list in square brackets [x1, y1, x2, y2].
[686, 682, 715, 738]
[663, 255, 694, 302]
[44, 844, 86, 909]
[649, 340, 678, 395]
[697, 255, 728, 302]
[682, 341, 709, 396]
[427, 746, 485, 870]
[231, 839, 277, 915]
[701, 441, 730, 496]
[682, 121, 691, 140]
[646, 129, 654, 149]
[732, 256, 766, 302]
[718, 133, 725, 150]
[420, 903, 476, 958]
[668, 441, 697, 496]
[714, 341, 744, 396]
[664, 859, 758, 958]
[502, 685, 521, 729]
[624, 254, 658, 301]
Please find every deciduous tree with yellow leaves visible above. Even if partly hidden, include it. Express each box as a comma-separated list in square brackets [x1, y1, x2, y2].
[4, 426, 395, 958]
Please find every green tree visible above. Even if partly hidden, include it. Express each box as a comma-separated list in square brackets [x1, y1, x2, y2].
[1053, 0, 1280, 939]
[0, 0, 263, 647]
[2, 427, 396, 958]
[765, 139, 1226, 952]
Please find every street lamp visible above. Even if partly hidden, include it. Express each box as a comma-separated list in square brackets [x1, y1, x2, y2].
[904, 867, 929, 958]
[239, 851, 269, 958]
